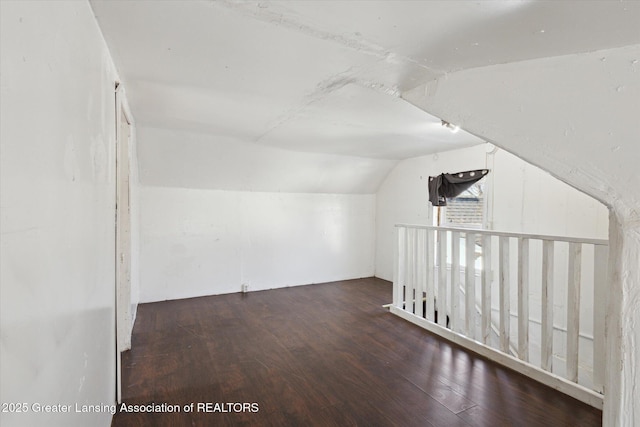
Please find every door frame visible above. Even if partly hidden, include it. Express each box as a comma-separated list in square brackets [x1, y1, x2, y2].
[115, 83, 134, 403]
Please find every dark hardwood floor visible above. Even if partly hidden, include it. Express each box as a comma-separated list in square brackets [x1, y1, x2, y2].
[111, 278, 602, 427]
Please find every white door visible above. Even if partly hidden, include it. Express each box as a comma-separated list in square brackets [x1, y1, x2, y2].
[115, 87, 132, 403]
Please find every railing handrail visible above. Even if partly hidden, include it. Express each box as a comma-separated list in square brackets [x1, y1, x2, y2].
[395, 223, 608, 246]
[391, 222, 609, 407]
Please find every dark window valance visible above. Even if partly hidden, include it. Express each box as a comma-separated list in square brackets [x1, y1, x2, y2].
[428, 169, 489, 206]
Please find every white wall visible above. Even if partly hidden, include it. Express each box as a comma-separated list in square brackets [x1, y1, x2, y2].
[136, 125, 379, 302]
[137, 126, 396, 194]
[375, 143, 607, 281]
[490, 149, 609, 238]
[403, 45, 640, 426]
[140, 187, 375, 302]
[1, 2, 119, 426]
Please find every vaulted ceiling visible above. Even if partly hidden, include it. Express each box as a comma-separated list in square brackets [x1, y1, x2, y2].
[89, 0, 640, 191]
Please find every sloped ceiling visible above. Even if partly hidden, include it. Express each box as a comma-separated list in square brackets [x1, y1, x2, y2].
[90, 0, 640, 192]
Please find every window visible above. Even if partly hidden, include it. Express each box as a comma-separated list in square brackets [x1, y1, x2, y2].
[434, 180, 486, 269]
[436, 181, 485, 228]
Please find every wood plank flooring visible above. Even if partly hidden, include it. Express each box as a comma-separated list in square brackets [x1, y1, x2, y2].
[111, 278, 602, 427]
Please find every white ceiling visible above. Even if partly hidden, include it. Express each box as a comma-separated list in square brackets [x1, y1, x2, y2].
[90, 0, 640, 162]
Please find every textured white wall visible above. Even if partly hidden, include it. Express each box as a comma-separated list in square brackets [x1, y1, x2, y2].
[403, 45, 640, 427]
[0, 2, 118, 426]
[140, 187, 375, 302]
[607, 213, 640, 426]
[491, 149, 608, 238]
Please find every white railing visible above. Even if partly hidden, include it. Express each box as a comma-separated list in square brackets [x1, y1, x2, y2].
[389, 224, 608, 409]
